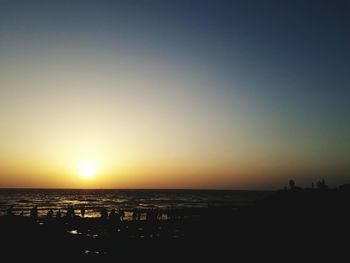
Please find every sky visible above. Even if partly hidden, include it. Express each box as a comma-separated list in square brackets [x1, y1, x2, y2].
[0, 0, 349, 189]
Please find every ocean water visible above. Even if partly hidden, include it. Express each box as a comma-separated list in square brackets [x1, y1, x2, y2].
[0, 189, 270, 219]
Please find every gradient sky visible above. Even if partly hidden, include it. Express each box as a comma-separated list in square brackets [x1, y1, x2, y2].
[0, 0, 349, 189]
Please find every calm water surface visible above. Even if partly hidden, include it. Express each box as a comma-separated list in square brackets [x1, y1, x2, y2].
[0, 189, 271, 219]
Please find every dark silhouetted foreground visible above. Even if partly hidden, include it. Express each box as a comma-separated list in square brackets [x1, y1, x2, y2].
[1, 181, 350, 261]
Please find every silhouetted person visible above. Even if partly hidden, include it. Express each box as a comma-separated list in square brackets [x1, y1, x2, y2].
[168, 209, 175, 221]
[7, 205, 14, 216]
[66, 206, 75, 218]
[47, 209, 53, 219]
[66, 206, 70, 218]
[56, 209, 62, 218]
[71, 206, 76, 217]
[101, 208, 108, 220]
[137, 210, 141, 220]
[109, 209, 120, 222]
[157, 208, 162, 220]
[30, 206, 38, 220]
[81, 207, 85, 217]
[119, 209, 125, 221]
[20, 209, 24, 217]
[132, 208, 138, 221]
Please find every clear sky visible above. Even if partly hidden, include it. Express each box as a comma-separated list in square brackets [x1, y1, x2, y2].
[0, 0, 349, 189]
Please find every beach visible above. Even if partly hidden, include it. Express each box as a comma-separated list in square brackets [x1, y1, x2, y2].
[2, 185, 350, 260]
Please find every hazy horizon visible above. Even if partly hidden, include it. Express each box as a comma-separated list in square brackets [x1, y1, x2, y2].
[1, 0, 349, 189]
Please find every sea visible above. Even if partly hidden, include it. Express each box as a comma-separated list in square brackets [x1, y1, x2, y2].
[0, 189, 271, 219]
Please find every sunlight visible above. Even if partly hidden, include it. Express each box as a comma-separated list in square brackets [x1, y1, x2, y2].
[77, 161, 99, 179]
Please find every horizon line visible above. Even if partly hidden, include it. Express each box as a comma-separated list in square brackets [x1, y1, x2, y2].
[0, 187, 273, 191]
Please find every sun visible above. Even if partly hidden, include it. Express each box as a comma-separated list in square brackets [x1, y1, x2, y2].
[77, 160, 99, 179]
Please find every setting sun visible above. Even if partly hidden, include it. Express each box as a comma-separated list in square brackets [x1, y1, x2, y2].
[77, 161, 99, 179]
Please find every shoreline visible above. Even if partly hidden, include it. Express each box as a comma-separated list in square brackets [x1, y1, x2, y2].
[1, 185, 350, 260]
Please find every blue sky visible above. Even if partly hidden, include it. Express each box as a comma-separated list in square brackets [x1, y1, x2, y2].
[0, 0, 349, 188]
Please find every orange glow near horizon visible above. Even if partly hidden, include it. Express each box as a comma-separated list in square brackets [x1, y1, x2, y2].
[0, 17, 349, 190]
